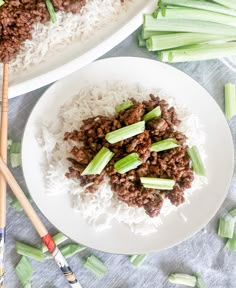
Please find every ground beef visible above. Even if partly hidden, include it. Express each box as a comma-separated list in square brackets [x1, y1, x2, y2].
[65, 94, 194, 217]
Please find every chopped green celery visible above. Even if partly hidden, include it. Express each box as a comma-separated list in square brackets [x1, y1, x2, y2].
[10, 193, 32, 212]
[187, 145, 206, 176]
[81, 147, 114, 175]
[114, 153, 142, 174]
[15, 256, 33, 287]
[159, 0, 236, 17]
[83, 255, 107, 278]
[140, 177, 175, 190]
[115, 99, 134, 112]
[195, 273, 208, 288]
[218, 216, 235, 238]
[105, 121, 145, 144]
[16, 241, 44, 262]
[151, 138, 178, 152]
[146, 33, 236, 51]
[225, 233, 236, 251]
[156, 7, 236, 27]
[45, 243, 86, 259]
[42, 232, 68, 253]
[225, 83, 236, 120]
[7, 139, 13, 149]
[10, 142, 21, 168]
[45, 0, 56, 23]
[0, 0, 4, 6]
[143, 106, 161, 122]
[159, 43, 236, 63]
[229, 207, 236, 218]
[168, 273, 197, 287]
[142, 29, 173, 40]
[143, 15, 236, 36]
[213, 0, 236, 10]
[129, 254, 147, 267]
[138, 34, 146, 47]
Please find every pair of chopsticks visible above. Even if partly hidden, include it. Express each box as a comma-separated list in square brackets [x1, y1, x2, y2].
[0, 64, 82, 287]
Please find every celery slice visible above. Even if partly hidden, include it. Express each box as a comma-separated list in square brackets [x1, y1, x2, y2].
[229, 207, 236, 218]
[105, 121, 145, 144]
[10, 192, 32, 212]
[195, 273, 208, 288]
[143, 106, 161, 122]
[46, 243, 86, 259]
[138, 34, 146, 47]
[218, 216, 235, 238]
[225, 83, 236, 120]
[10, 142, 21, 168]
[129, 254, 147, 267]
[16, 241, 44, 262]
[142, 29, 173, 40]
[114, 153, 142, 174]
[45, 0, 56, 23]
[42, 232, 68, 253]
[225, 233, 236, 251]
[213, 0, 236, 10]
[187, 145, 206, 176]
[15, 256, 33, 287]
[140, 177, 175, 190]
[159, 43, 236, 63]
[0, 0, 4, 6]
[81, 147, 114, 175]
[143, 15, 236, 36]
[115, 99, 134, 112]
[160, 0, 236, 16]
[168, 273, 197, 287]
[151, 138, 178, 152]
[83, 255, 107, 278]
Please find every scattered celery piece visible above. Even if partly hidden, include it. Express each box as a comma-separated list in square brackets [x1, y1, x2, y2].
[168, 273, 197, 287]
[225, 233, 236, 251]
[151, 138, 178, 152]
[229, 207, 236, 218]
[7, 139, 13, 149]
[187, 145, 206, 176]
[218, 216, 235, 238]
[83, 255, 107, 278]
[81, 147, 114, 175]
[114, 153, 142, 174]
[16, 241, 44, 262]
[10, 193, 32, 212]
[129, 254, 147, 267]
[15, 256, 33, 287]
[0, 0, 4, 6]
[42, 232, 68, 253]
[143, 106, 161, 122]
[195, 273, 208, 288]
[115, 100, 133, 112]
[105, 121, 145, 144]
[138, 34, 146, 47]
[45, 0, 56, 23]
[10, 142, 21, 168]
[142, 29, 172, 40]
[140, 177, 175, 190]
[46, 243, 86, 259]
[225, 83, 236, 120]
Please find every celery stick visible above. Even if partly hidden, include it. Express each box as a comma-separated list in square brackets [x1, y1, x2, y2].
[46, 0, 56, 23]
[143, 106, 161, 122]
[114, 153, 142, 174]
[129, 254, 147, 267]
[151, 138, 178, 152]
[159, 43, 236, 63]
[10, 142, 21, 168]
[213, 0, 236, 10]
[105, 121, 145, 144]
[168, 273, 196, 287]
[115, 99, 134, 112]
[229, 207, 236, 218]
[195, 273, 208, 288]
[15, 256, 33, 287]
[143, 15, 236, 36]
[138, 34, 146, 47]
[46, 243, 86, 259]
[83, 255, 107, 278]
[225, 233, 236, 251]
[225, 83, 236, 120]
[140, 177, 175, 190]
[0, 0, 4, 6]
[81, 147, 114, 175]
[156, 7, 236, 27]
[142, 29, 173, 40]
[42, 232, 68, 253]
[187, 146, 206, 176]
[159, 0, 236, 17]
[218, 216, 235, 238]
[16, 241, 44, 262]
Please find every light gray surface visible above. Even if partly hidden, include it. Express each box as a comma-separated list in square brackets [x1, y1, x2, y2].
[5, 28, 236, 288]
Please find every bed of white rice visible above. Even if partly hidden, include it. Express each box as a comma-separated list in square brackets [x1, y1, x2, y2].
[40, 82, 207, 235]
[2, 0, 132, 75]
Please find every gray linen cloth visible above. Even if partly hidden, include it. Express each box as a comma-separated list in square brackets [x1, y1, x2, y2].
[5, 29, 236, 288]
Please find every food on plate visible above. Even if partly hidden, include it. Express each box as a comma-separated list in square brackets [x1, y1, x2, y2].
[41, 83, 206, 235]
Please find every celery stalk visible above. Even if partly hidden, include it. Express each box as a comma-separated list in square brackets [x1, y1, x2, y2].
[225, 83, 236, 120]
[15, 256, 33, 287]
[46, 243, 86, 259]
[159, 0, 236, 17]
[114, 153, 142, 174]
[213, 0, 236, 10]
[140, 177, 175, 190]
[138, 34, 146, 47]
[16, 241, 44, 262]
[142, 29, 173, 40]
[0, 0, 4, 6]
[168, 273, 196, 286]
[151, 138, 178, 152]
[81, 147, 114, 175]
[195, 273, 208, 288]
[187, 145, 206, 176]
[225, 233, 236, 251]
[46, 0, 56, 23]
[129, 254, 147, 267]
[83, 255, 107, 278]
[143, 106, 161, 122]
[105, 121, 145, 144]
[229, 207, 236, 218]
[218, 216, 235, 238]
[115, 100, 134, 112]
[42, 232, 68, 253]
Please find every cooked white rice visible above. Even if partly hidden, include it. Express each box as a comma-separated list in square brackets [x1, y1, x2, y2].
[1, 0, 132, 76]
[40, 82, 207, 235]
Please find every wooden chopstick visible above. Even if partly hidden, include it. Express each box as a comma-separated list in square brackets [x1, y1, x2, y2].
[0, 156, 82, 287]
[0, 63, 9, 288]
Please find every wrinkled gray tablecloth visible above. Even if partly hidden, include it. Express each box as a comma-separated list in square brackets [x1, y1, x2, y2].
[5, 28, 236, 288]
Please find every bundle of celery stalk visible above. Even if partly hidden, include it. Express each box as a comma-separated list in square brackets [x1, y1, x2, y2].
[139, 0, 236, 62]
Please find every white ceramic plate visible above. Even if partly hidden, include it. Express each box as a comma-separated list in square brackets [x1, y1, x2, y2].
[22, 57, 234, 254]
[7, 1, 156, 98]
